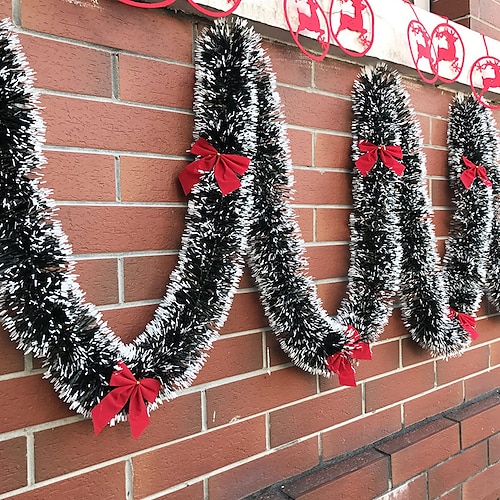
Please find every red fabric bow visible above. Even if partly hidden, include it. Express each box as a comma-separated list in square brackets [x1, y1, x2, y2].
[91, 361, 161, 439]
[448, 307, 479, 340]
[178, 137, 251, 196]
[460, 156, 492, 190]
[355, 140, 405, 177]
[325, 326, 372, 387]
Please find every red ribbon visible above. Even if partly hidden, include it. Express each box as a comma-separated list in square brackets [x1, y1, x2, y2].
[325, 326, 372, 387]
[91, 361, 161, 439]
[460, 156, 492, 189]
[355, 140, 405, 177]
[178, 137, 251, 196]
[448, 307, 479, 340]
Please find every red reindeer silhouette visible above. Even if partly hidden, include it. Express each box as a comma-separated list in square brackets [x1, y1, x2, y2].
[435, 28, 458, 69]
[337, 0, 367, 36]
[479, 60, 500, 100]
[295, 0, 327, 48]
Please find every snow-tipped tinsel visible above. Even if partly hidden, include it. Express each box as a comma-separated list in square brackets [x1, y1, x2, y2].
[246, 49, 347, 377]
[444, 94, 497, 328]
[0, 18, 260, 425]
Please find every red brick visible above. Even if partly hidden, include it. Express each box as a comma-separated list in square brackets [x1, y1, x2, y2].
[404, 79, 452, 117]
[280, 86, 352, 133]
[9, 463, 126, 500]
[0, 375, 73, 433]
[315, 59, 361, 97]
[316, 208, 351, 242]
[374, 474, 427, 500]
[133, 417, 266, 497]
[317, 281, 347, 316]
[207, 438, 319, 499]
[120, 156, 186, 203]
[123, 254, 177, 302]
[21, 0, 193, 63]
[431, 178, 452, 207]
[19, 34, 111, 97]
[270, 386, 362, 447]
[293, 169, 352, 205]
[41, 94, 193, 156]
[417, 113, 431, 145]
[465, 366, 500, 401]
[194, 333, 263, 386]
[153, 482, 204, 500]
[425, 147, 449, 177]
[34, 392, 201, 481]
[119, 55, 194, 109]
[462, 461, 500, 500]
[295, 207, 314, 242]
[57, 205, 186, 254]
[431, 117, 449, 148]
[288, 128, 313, 166]
[0, 328, 25, 375]
[102, 304, 157, 344]
[490, 433, 500, 464]
[314, 133, 353, 170]
[220, 291, 268, 334]
[322, 405, 402, 460]
[206, 368, 317, 428]
[436, 345, 490, 386]
[379, 309, 407, 340]
[365, 363, 435, 412]
[43, 151, 116, 202]
[283, 449, 389, 500]
[404, 382, 464, 426]
[401, 336, 434, 367]
[262, 42, 312, 87]
[433, 208, 452, 238]
[305, 244, 349, 281]
[447, 393, 500, 448]
[74, 258, 118, 306]
[376, 418, 460, 485]
[429, 441, 488, 498]
[0, 437, 27, 495]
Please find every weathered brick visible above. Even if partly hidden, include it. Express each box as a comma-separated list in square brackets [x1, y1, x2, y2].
[376, 418, 460, 486]
[34, 392, 201, 481]
[19, 34, 112, 97]
[206, 368, 317, 428]
[322, 405, 402, 460]
[270, 386, 362, 447]
[365, 363, 435, 412]
[447, 393, 500, 449]
[133, 417, 266, 497]
[428, 441, 488, 498]
[282, 448, 389, 500]
[208, 438, 319, 499]
[0, 437, 27, 495]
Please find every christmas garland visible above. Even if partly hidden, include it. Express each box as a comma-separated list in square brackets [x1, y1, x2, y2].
[0, 18, 262, 437]
[445, 94, 498, 337]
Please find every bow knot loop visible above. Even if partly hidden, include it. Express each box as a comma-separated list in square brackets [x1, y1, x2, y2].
[91, 361, 161, 439]
[460, 156, 492, 189]
[178, 137, 251, 196]
[355, 140, 405, 177]
[325, 326, 372, 387]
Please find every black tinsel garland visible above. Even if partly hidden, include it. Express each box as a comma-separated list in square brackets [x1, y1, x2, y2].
[445, 94, 496, 325]
[0, 18, 260, 424]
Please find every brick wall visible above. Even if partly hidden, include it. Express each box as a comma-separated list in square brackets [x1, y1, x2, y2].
[432, 0, 500, 40]
[0, 0, 499, 499]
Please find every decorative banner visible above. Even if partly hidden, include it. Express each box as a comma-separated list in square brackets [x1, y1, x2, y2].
[329, 0, 374, 57]
[470, 39, 500, 110]
[284, 0, 330, 61]
[118, 0, 241, 16]
[430, 22, 464, 83]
